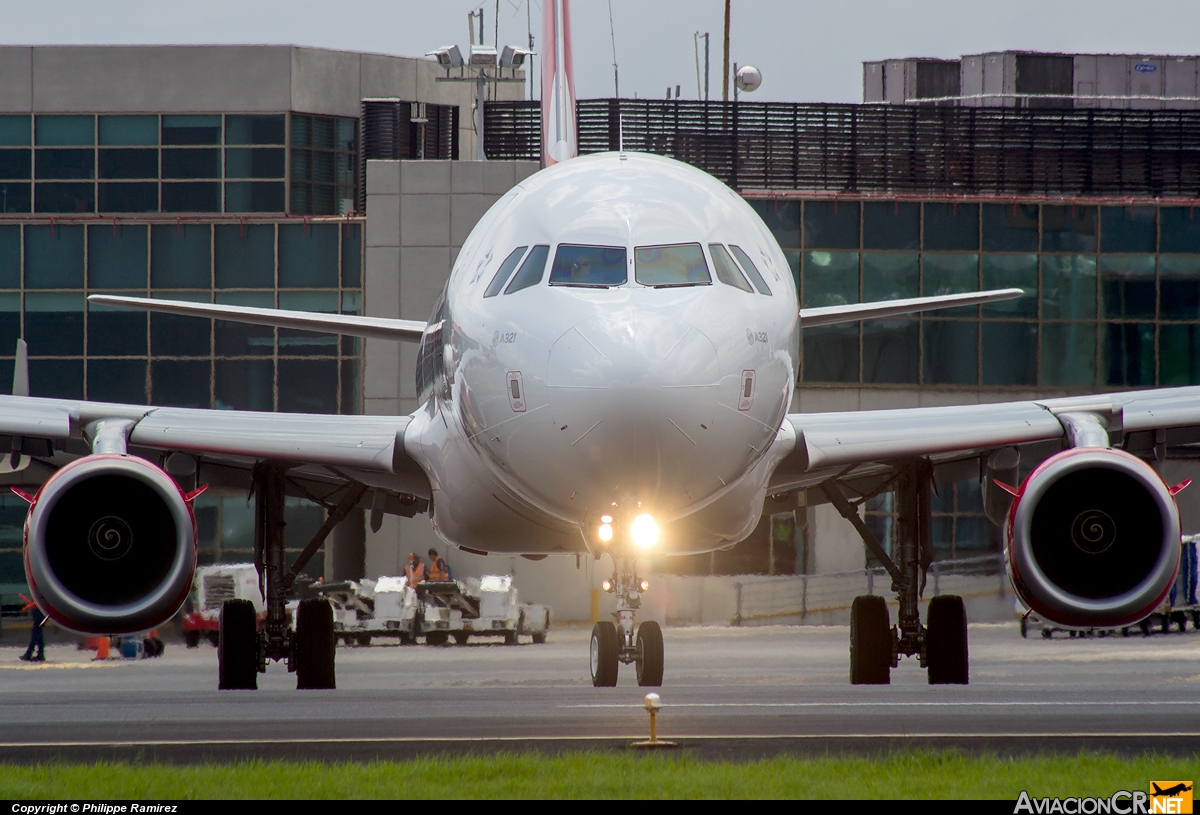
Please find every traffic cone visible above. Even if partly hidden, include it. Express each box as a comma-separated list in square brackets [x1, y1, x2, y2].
[88, 636, 110, 660]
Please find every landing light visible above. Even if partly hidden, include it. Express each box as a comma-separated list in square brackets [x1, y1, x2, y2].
[639, 579, 650, 592]
[598, 523, 613, 542]
[601, 579, 613, 592]
[601, 514, 613, 524]
[631, 514, 659, 549]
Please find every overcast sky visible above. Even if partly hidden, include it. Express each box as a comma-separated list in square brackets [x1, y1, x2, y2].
[8, 1, 1200, 103]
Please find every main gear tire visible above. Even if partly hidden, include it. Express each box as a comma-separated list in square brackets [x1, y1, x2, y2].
[294, 598, 336, 690]
[849, 595, 891, 685]
[218, 599, 258, 690]
[926, 594, 969, 685]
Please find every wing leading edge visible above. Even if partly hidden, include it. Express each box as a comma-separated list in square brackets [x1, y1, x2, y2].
[799, 288, 1024, 328]
[776, 386, 1200, 482]
[0, 394, 431, 499]
[88, 295, 429, 343]
[94, 289, 1023, 338]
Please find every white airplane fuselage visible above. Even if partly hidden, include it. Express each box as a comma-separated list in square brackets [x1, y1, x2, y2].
[406, 153, 800, 556]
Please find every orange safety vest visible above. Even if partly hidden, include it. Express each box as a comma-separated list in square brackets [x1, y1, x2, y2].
[405, 562, 425, 584]
[428, 557, 449, 581]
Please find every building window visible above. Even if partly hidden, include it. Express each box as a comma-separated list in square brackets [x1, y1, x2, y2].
[751, 198, 1200, 393]
[1, 113, 296, 215]
[0, 218, 362, 417]
[865, 478, 1000, 566]
[290, 114, 358, 215]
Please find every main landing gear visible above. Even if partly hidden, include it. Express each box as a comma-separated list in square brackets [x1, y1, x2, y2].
[218, 462, 366, 691]
[590, 555, 663, 687]
[824, 461, 969, 686]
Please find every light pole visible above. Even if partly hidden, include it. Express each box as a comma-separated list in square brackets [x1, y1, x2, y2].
[427, 44, 530, 161]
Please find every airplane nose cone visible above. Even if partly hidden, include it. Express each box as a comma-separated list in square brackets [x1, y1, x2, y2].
[545, 312, 747, 514]
[546, 311, 719, 389]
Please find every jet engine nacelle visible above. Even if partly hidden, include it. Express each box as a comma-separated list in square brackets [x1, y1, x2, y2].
[23, 454, 197, 634]
[1005, 447, 1180, 629]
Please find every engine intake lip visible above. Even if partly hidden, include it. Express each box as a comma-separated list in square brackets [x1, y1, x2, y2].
[25, 454, 196, 634]
[1008, 447, 1179, 627]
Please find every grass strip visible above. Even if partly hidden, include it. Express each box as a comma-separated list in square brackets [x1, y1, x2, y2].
[3, 751, 1198, 799]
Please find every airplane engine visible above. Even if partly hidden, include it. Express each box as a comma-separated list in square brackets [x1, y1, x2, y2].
[1005, 447, 1180, 629]
[23, 454, 197, 635]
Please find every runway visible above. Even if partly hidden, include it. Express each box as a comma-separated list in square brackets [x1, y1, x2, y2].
[2, 623, 1199, 762]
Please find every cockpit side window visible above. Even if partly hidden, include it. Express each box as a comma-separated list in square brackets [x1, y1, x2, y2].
[729, 245, 773, 295]
[504, 244, 550, 294]
[548, 244, 628, 288]
[484, 246, 528, 297]
[708, 243, 754, 292]
[634, 243, 711, 287]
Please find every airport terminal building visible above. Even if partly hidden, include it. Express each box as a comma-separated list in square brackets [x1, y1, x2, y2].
[0, 45, 525, 605]
[4, 45, 1200, 623]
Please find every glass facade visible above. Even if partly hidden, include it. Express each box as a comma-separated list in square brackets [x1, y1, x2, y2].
[749, 199, 1200, 391]
[0, 218, 363, 411]
[290, 115, 358, 216]
[0, 216, 363, 597]
[191, 493, 328, 574]
[0, 113, 357, 216]
[865, 478, 998, 563]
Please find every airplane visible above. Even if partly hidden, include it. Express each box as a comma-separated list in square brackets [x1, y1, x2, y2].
[11, 0, 1200, 686]
[1152, 783, 1194, 798]
[10, 150, 1192, 690]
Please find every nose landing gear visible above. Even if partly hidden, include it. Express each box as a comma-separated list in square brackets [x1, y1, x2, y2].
[589, 557, 663, 687]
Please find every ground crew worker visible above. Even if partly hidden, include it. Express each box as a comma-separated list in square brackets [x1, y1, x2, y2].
[404, 552, 425, 586]
[19, 595, 44, 662]
[428, 548, 451, 581]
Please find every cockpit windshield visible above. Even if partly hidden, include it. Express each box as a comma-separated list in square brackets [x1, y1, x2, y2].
[634, 243, 711, 287]
[548, 244, 628, 287]
[729, 245, 773, 295]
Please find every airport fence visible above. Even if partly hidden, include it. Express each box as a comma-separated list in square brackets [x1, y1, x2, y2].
[484, 99, 1200, 197]
[731, 554, 1007, 626]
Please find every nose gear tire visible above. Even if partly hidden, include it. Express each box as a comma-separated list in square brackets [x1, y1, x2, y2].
[926, 594, 969, 685]
[850, 595, 891, 685]
[590, 621, 619, 687]
[295, 598, 336, 690]
[635, 620, 664, 686]
[218, 599, 258, 690]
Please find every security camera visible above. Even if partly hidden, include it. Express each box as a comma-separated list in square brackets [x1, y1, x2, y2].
[426, 45, 464, 69]
[499, 46, 533, 68]
[469, 46, 498, 67]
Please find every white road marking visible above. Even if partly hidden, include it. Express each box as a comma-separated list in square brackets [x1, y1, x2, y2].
[560, 700, 1200, 709]
[0, 662, 119, 670]
[0, 732, 1197, 749]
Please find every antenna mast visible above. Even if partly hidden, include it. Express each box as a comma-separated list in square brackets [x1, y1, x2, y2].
[608, 0, 619, 98]
[721, 0, 731, 102]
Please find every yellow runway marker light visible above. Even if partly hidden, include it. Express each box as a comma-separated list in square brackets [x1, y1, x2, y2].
[631, 693, 678, 749]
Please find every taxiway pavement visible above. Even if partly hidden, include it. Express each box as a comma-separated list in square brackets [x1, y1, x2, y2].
[1, 623, 1198, 761]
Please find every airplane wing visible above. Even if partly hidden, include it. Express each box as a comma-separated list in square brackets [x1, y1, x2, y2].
[0, 393, 430, 507]
[798, 288, 1024, 327]
[88, 295, 429, 343]
[92, 289, 1023, 339]
[771, 386, 1200, 491]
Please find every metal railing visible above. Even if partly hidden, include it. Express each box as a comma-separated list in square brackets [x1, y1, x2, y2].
[732, 554, 1007, 626]
[485, 99, 1200, 197]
